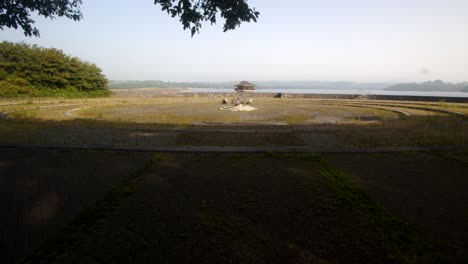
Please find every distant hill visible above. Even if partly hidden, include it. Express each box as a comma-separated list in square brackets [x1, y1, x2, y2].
[254, 81, 391, 90]
[385, 80, 468, 92]
[108, 80, 234, 89]
[109, 80, 392, 90]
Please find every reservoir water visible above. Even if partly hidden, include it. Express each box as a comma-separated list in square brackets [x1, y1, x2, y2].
[186, 88, 468, 98]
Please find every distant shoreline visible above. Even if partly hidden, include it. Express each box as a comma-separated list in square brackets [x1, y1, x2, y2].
[111, 89, 468, 103]
[111, 87, 190, 97]
[110, 86, 468, 97]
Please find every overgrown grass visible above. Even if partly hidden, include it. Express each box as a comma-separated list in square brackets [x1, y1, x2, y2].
[0, 121, 41, 143]
[267, 153, 443, 263]
[430, 150, 468, 167]
[309, 154, 441, 263]
[7, 108, 39, 119]
[336, 115, 468, 147]
[22, 153, 163, 264]
[0, 86, 111, 99]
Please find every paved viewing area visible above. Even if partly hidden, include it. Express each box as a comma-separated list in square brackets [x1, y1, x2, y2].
[0, 124, 465, 153]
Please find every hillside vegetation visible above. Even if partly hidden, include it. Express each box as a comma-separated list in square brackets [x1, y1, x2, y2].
[385, 80, 468, 92]
[0, 42, 110, 98]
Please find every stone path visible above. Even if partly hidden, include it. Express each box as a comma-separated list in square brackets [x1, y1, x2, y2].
[1, 122, 466, 153]
[1, 143, 465, 154]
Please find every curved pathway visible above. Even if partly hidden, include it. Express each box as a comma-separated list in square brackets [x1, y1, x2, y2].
[0, 103, 82, 120]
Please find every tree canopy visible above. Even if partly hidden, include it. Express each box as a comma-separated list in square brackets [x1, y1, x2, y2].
[0, 0, 259, 37]
[0, 0, 83, 37]
[0, 41, 109, 97]
[155, 0, 259, 36]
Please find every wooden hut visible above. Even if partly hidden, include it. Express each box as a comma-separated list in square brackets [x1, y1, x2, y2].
[234, 81, 256, 92]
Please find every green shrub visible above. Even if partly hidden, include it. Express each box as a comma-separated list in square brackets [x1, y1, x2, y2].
[0, 41, 109, 98]
[0, 76, 35, 97]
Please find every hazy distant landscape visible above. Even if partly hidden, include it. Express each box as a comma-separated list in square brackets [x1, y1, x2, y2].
[108, 80, 393, 90]
[385, 80, 468, 92]
[109, 80, 468, 94]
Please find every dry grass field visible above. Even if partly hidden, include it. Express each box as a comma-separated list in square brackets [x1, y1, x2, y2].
[1, 96, 466, 147]
[1, 95, 467, 263]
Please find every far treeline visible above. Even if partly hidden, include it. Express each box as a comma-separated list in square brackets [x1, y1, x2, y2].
[109, 80, 236, 89]
[0, 41, 109, 98]
[385, 80, 468, 92]
[109, 80, 393, 90]
[110, 80, 468, 92]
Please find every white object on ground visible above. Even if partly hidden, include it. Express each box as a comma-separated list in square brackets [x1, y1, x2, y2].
[219, 104, 257, 112]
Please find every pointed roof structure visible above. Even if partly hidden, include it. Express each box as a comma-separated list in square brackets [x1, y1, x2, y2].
[234, 81, 256, 92]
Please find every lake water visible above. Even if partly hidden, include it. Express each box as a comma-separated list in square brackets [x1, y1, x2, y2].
[186, 88, 468, 98]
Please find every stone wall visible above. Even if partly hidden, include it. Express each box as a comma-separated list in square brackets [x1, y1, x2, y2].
[154, 92, 468, 103]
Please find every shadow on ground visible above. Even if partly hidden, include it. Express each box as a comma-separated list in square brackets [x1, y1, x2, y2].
[1, 151, 464, 263]
[0, 114, 466, 148]
[0, 149, 151, 263]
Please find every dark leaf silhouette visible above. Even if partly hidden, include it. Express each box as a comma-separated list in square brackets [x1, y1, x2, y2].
[154, 0, 260, 36]
[0, 0, 83, 37]
[0, 1, 259, 37]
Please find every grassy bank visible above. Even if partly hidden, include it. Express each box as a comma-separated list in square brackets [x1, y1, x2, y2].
[0, 87, 111, 99]
[0, 42, 110, 99]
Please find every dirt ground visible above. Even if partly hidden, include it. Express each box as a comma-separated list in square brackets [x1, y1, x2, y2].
[1, 149, 467, 263]
[322, 152, 468, 262]
[0, 149, 458, 263]
[0, 149, 151, 264]
[40, 153, 391, 264]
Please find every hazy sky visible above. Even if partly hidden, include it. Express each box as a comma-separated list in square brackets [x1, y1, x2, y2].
[1, 0, 468, 82]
